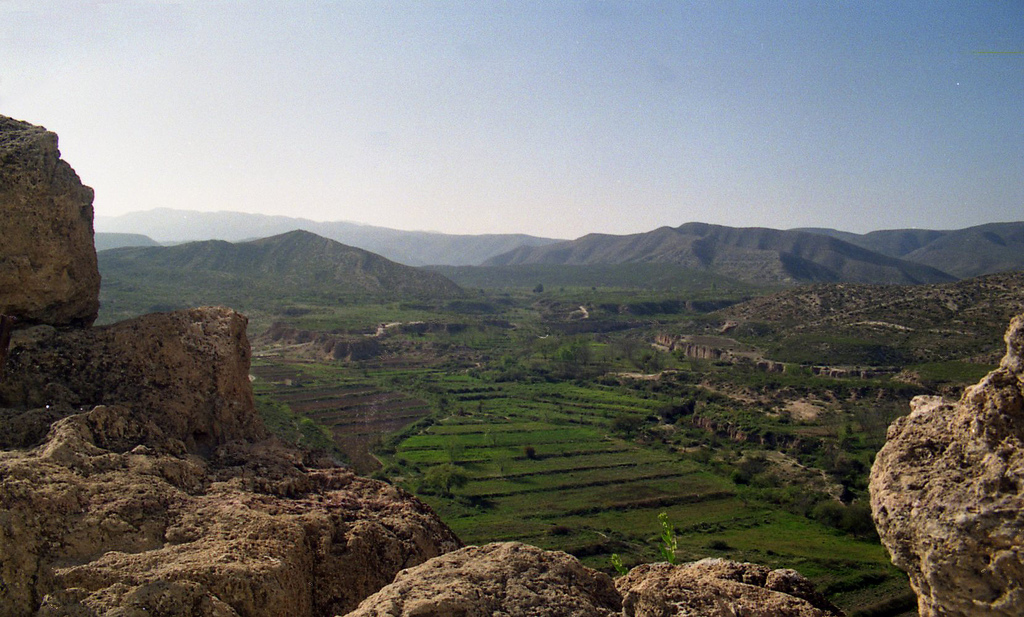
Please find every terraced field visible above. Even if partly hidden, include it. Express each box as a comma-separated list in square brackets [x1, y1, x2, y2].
[251, 361, 430, 472]
[252, 358, 913, 614]
[370, 373, 904, 611]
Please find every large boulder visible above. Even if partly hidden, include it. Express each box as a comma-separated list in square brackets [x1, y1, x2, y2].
[615, 559, 843, 617]
[870, 314, 1024, 616]
[0, 307, 265, 453]
[344, 542, 622, 617]
[0, 116, 100, 327]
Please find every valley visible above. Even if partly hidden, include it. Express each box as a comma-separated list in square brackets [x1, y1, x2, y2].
[97, 237, 1024, 615]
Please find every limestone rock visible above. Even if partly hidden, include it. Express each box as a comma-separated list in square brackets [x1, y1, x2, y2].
[0, 115, 100, 327]
[870, 313, 1024, 616]
[344, 542, 622, 617]
[0, 404, 461, 616]
[615, 559, 843, 617]
[0, 307, 265, 453]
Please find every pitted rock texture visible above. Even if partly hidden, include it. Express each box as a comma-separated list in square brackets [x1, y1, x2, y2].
[344, 542, 622, 617]
[0, 115, 100, 327]
[870, 313, 1024, 616]
[0, 307, 264, 453]
[615, 559, 842, 617]
[0, 404, 461, 616]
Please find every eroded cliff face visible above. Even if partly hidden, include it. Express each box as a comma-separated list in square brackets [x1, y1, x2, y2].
[0, 115, 100, 327]
[870, 314, 1024, 616]
[0, 308, 263, 452]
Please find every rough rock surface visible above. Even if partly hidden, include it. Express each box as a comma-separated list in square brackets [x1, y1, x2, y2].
[0, 307, 265, 453]
[615, 559, 842, 617]
[0, 308, 461, 616]
[344, 542, 622, 617]
[0, 406, 461, 616]
[870, 313, 1024, 616]
[0, 115, 100, 327]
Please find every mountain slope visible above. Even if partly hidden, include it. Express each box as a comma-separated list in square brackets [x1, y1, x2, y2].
[486, 223, 955, 285]
[94, 232, 160, 251]
[99, 230, 463, 298]
[797, 222, 1024, 278]
[715, 271, 1024, 365]
[95, 208, 562, 266]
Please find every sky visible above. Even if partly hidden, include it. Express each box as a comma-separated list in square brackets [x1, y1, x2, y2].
[2, 1, 1021, 239]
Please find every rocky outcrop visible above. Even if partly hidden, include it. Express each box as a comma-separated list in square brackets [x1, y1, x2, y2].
[0, 116, 100, 327]
[616, 559, 843, 617]
[870, 313, 1024, 616]
[346, 547, 842, 617]
[0, 308, 265, 453]
[655, 334, 732, 362]
[0, 307, 461, 616]
[0, 404, 461, 616]
[344, 542, 622, 617]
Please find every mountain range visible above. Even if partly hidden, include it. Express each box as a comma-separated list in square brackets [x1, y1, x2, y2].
[95, 208, 561, 267]
[484, 222, 957, 285]
[794, 222, 1024, 279]
[96, 209, 1024, 285]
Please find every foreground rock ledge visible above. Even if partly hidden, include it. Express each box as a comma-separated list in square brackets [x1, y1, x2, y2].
[344, 543, 842, 617]
[0, 308, 461, 616]
[870, 313, 1024, 616]
[0, 115, 100, 328]
[615, 559, 842, 617]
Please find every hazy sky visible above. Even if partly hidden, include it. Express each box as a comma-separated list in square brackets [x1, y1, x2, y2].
[2, 1, 1021, 238]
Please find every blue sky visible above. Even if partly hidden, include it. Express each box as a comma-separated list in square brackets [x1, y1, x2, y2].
[2, 1, 1021, 238]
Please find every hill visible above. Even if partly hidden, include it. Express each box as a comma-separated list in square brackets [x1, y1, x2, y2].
[95, 208, 562, 266]
[98, 230, 463, 323]
[715, 271, 1024, 365]
[485, 222, 955, 286]
[94, 232, 160, 251]
[796, 222, 1024, 278]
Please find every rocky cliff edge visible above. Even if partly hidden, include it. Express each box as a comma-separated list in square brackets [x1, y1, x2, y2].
[871, 313, 1024, 616]
[0, 116, 100, 328]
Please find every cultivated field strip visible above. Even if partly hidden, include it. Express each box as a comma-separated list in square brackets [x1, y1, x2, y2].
[253, 361, 431, 473]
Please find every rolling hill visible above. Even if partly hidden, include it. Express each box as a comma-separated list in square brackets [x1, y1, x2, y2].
[95, 208, 562, 266]
[99, 230, 463, 299]
[714, 271, 1024, 365]
[797, 222, 1024, 279]
[485, 222, 955, 285]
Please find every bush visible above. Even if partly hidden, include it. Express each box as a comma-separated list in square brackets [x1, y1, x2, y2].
[524, 445, 538, 459]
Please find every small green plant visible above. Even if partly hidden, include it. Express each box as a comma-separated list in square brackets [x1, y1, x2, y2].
[610, 553, 628, 576]
[658, 511, 678, 564]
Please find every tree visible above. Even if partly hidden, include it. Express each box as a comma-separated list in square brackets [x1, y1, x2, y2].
[422, 464, 469, 496]
[533, 283, 544, 293]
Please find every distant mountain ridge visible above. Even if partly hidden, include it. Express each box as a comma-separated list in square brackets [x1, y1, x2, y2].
[94, 232, 160, 251]
[795, 222, 1024, 279]
[99, 230, 463, 299]
[485, 222, 955, 285]
[95, 208, 562, 267]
